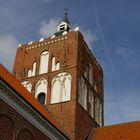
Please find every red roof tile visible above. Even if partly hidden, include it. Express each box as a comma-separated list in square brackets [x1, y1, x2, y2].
[0, 64, 68, 138]
[91, 121, 140, 140]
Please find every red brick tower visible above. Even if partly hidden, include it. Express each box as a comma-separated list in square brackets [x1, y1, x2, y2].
[13, 13, 104, 140]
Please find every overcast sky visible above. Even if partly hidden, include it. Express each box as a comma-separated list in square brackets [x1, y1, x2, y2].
[0, 0, 140, 125]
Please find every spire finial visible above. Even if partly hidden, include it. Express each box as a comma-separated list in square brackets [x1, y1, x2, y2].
[63, 8, 70, 24]
[55, 9, 71, 33]
[65, 8, 68, 15]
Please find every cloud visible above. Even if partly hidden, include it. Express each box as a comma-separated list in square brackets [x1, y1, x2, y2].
[39, 17, 98, 47]
[90, 0, 114, 76]
[0, 34, 19, 71]
[117, 47, 134, 58]
[81, 29, 99, 48]
[39, 18, 59, 37]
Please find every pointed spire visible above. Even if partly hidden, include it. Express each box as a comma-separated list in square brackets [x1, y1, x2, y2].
[62, 9, 70, 24]
[55, 10, 71, 36]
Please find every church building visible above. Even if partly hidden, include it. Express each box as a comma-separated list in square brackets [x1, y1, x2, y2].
[0, 12, 140, 140]
[12, 12, 104, 140]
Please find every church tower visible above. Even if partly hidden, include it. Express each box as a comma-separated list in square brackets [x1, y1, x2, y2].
[13, 13, 104, 140]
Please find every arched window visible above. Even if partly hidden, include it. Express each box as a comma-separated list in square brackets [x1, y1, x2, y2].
[89, 63, 93, 86]
[39, 51, 49, 74]
[58, 22, 66, 31]
[95, 97, 100, 124]
[0, 115, 15, 140]
[27, 62, 36, 77]
[27, 69, 32, 77]
[32, 62, 36, 76]
[35, 77, 48, 105]
[37, 92, 45, 105]
[88, 91, 94, 118]
[51, 57, 60, 72]
[51, 76, 61, 103]
[56, 62, 60, 70]
[21, 81, 32, 93]
[17, 129, 34, 140]
[78, 77, 87, 109]
[52, 57, 56, 71]
[84, 64, 89, 79]
[94, 84, 98, 92]
[51, 72, 72, 104]
[99, 103, 102, 126]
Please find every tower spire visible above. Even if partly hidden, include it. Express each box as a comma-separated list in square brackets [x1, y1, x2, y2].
[62, 9, 70, 24]
[55, 10, 71, 34]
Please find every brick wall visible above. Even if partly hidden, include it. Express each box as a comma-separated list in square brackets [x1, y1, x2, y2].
[13, 31, 79, 140]
[12, 31, 104, 140]
[0, 98, 50, 140]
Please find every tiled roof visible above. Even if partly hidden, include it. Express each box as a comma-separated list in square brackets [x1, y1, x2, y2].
[0, 64, 68, 138]
[91, 121, 140, 140]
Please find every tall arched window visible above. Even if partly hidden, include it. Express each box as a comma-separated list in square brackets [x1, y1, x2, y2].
[84, 64, 89, 79]
[32, 62, 36, 76]
[95, 97, 100, 124]
[37, 92, 45, 105]
[52, 57, 56, 71]
[56, 62, 60, 70]
[39, 51, 49, 74]
[27, 62, 36, 77]
[88, 91, 94, 118]
[78, 77, 87, 109]
[21, 81, 32, 93]
[99, 103, 102, 126]
[51, 76, 61, 103]
[51, 72, 72, 104]
[51, 57, 60, 71]
[0, 115, 15, 140]
[89, 63, 93, 86]
[27, 69, 32, 77]
[35, 77, 48, 105]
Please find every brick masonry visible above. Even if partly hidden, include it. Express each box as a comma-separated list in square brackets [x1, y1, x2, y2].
[13, 31, 104, 140]
[0, 98, 50, 140]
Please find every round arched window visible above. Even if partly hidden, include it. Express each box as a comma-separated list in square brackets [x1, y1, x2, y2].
[37, 92, 45, 105]
[0, 115, 15, 140]
[17, 129, 34, 140]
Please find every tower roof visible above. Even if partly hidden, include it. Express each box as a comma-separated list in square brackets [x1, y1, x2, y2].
[62, 11, 70, 24]
[54, 11, 71, 36]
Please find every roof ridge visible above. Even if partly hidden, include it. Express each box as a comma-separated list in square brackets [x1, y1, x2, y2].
[94, 121, 140, 130]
